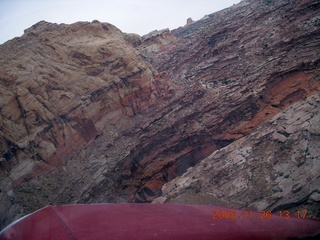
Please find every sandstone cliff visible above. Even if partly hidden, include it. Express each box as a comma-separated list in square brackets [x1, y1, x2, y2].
[0, 20, 174, 227]
[1, 0, 320, 229]
[153, 94, 320, 218]
[140, 0, 320, 211]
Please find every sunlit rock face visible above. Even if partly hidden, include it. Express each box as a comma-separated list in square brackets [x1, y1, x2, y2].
[1, 0, 320, 229]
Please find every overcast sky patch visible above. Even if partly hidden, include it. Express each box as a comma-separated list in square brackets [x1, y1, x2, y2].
[0, 0, 240, 44]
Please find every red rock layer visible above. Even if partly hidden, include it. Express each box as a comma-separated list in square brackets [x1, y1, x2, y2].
[0, 21, 173, 227]
[128, 0, 320, 202]
[0, 0, 320, 230]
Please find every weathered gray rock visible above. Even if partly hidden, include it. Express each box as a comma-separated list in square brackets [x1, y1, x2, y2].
[1, 0, 320, 231]
[153, 95, 320, 218]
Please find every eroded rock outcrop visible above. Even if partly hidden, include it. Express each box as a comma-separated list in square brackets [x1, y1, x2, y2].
[0, 20, 174, 227]
[1, 0, 320, 230]
[134, 0, 320, 201]
[153, 94, 320, 218]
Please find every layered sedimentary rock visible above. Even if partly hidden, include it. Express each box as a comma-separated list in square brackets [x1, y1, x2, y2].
[0, 20, 171, 171]
[153, 94, 320, 218]
[1, 0, 320, 230]
[137, 0, 320, 145]
[134, 0, 320, 203]
[0, 20, 174, 227]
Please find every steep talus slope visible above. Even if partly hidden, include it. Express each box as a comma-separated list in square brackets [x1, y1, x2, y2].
[153, 94, 320, 218]
[0, 0, 320, 230]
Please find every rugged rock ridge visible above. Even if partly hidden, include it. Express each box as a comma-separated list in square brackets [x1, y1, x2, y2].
[135, 0, 320, 199]
[0, 0, 320, 230]
[0, 20, 174, 227]
[146, 0, 320, 218]
[153, 94, 320, 218]
[0, 20, 174, 168]
[138, 0, 320, 141]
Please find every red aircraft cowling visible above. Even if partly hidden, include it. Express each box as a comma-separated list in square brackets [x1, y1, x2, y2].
[0, 204, 319, 240]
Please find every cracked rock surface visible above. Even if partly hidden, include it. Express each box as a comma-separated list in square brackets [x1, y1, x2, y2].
[153, 95, 320, 218]
[1, 0, 320, 230]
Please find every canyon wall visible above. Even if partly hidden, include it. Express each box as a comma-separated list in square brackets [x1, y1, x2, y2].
[153, 94, 320, 219]
[134, 0, 320, 205]
[1, 0, 320, 229]
[0, 20, 174, 227]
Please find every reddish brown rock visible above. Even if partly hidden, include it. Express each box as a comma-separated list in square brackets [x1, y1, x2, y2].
[0, 20, 173, 169]
[153, 94, 320, 218]
[108, 0, 320, 213]
[1, 0, 320, 230]
[0, 20, 174, 228]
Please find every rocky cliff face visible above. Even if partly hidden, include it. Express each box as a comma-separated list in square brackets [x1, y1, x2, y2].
[139, 0, 320, 141]
[153, 94, 320, 218]
[142, 0, 320, 212]
[1, 0, 320, 229]
[0, 20, 174, 227]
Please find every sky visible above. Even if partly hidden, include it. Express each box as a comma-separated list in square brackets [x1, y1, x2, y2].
[0, 0, 240, 44]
